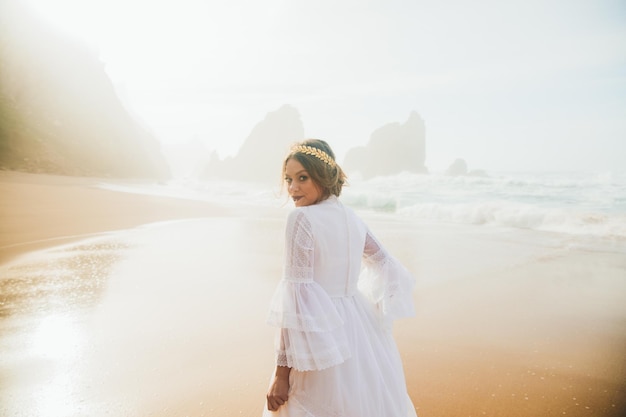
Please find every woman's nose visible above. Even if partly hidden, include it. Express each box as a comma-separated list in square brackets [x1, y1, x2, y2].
[289, 182, 298, 192]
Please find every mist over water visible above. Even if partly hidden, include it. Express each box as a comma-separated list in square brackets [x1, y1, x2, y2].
[11, 0, 625, 176]
[100, 170, 626, 240]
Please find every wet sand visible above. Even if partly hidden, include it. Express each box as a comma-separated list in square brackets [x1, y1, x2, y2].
[1, 171, 625, 417]
[0, 171, 227, 265]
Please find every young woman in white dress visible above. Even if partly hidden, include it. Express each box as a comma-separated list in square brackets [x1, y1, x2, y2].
[264, 139, 418, 417]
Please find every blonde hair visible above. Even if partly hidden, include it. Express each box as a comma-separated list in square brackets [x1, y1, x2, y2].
[283, 139, 347, 198]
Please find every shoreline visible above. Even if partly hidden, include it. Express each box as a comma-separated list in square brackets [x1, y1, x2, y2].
[0, 171, 229, 265]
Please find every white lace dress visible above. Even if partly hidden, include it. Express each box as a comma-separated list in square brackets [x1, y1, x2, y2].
[263, 196, 417, 417]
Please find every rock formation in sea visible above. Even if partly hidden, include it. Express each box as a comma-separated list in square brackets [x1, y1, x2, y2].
[202, 104, 305, 184]
[445, 158, 488, 177]
[0, 1, 170, 179]
[445, 158, 468, 176]
[343, 111, 427, 178]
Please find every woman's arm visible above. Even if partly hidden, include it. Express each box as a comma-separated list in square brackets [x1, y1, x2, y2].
[266, 365, 291, 411]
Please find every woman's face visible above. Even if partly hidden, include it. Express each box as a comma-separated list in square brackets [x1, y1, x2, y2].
[284, 158, 323, 207]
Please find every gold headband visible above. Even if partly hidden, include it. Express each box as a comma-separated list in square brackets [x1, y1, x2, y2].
[291, 145, 336, 167]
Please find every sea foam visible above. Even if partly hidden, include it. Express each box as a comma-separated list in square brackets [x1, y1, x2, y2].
[99, 170, 626, 239]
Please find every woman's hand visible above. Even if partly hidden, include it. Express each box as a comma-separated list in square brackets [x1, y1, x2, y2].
[266, 366, 291, 411]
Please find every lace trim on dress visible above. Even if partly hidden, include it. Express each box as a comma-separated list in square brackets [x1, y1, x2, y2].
[275, 339, 351, 371]
[286, 211, 315, 282]
[267, 309, 343, 331]
[284, 265, 314, 282]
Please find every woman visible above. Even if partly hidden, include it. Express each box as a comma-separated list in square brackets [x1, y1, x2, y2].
[264, 139, 417, 416]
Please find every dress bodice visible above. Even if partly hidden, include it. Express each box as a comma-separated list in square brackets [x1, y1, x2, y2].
[288, 196, 366, 297]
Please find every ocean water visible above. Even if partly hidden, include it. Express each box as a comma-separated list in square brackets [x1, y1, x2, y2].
[100, 170, 626, 240]
[343, 171, 626, 239]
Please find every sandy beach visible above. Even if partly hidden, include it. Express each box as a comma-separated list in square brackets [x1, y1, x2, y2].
[1, 171, 625, 417]
[0, 171, 230, 265]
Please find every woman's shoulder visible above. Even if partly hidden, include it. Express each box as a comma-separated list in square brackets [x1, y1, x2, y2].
[286, 207, 315, 231]
[285, 199, 334, 227]
[287, 207, 306, 221]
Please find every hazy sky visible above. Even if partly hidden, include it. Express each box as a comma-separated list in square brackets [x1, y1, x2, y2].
[25, 0, 626, 173]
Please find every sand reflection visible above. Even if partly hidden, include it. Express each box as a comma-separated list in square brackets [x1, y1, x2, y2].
[29, 313, 84, 417]
[0, 238, 129, 417]
[30, 313, 83, 359]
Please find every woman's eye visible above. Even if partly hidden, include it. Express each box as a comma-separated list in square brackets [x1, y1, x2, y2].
[299, 176, 308, 181]
[284, 177, 292, 184]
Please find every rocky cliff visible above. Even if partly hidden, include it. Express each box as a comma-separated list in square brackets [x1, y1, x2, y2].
[0, 1, 170, 179]
[343, 111, 427, 178]
[202, 104, 305, 183]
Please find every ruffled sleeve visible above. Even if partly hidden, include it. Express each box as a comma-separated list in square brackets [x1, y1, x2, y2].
[266, 209, 350, 371]
[358, 230, 416, 327]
